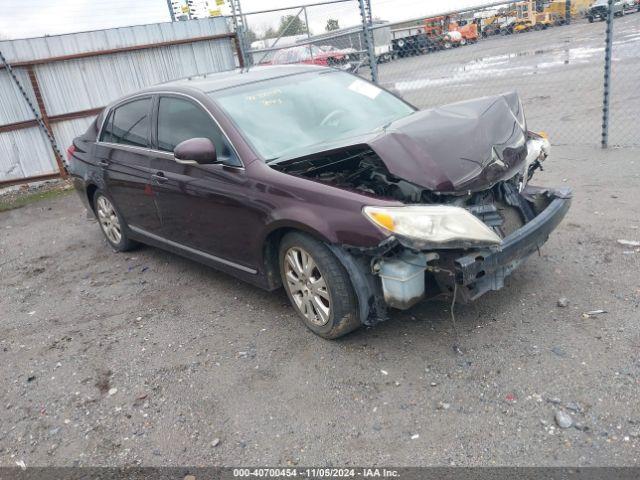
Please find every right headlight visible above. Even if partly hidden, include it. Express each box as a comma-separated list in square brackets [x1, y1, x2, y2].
[363, 205, 502, 248]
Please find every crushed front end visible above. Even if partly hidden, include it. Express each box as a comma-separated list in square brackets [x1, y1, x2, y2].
[273, 92, 572, 326]
[351, 133, 571, 324]
[367, 183, 572, 309]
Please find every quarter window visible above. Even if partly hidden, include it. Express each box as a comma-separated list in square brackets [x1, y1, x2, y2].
[156, 97, 238, 165]
[101, 98, 151, 148]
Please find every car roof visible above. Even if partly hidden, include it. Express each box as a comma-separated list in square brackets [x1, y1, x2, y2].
[148, 65, 329, 95]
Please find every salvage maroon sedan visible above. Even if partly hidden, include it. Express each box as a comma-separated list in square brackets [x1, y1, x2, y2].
[68, 65, 571, 339]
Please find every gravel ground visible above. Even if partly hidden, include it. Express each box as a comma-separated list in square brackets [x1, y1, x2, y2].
[1, 144, 639, 467]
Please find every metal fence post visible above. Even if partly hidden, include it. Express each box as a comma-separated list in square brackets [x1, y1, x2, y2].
[229, 0, 249, 67]
[565, 0, 571, 25]
[601, 0, 614, 148]
[358, 0, 378, 83]
[166, 0, 176, 22]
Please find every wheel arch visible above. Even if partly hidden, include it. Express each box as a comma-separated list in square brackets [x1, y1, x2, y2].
[261, 222, 333, 291]
[86, 183, 99, 214]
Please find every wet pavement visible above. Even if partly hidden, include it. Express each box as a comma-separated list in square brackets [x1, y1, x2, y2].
[378, 15, 640, 147]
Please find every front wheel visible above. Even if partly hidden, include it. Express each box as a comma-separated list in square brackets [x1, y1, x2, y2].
[279, 232, 361, 339]
[93, 190, 137, 252]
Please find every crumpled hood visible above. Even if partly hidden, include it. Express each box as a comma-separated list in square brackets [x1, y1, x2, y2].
[369, 91, 528, 193]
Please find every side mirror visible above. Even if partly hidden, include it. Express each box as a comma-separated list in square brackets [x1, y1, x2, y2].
[174, 138, 217, 165]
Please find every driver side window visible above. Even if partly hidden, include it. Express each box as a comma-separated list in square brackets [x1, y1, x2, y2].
[156, 96, 240, 166]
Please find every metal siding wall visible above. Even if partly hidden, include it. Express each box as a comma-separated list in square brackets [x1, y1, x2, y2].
[52, 117, 96, 156]
[0, 17, 231, 63]
[35, 39, 235, 116]
[0, 17, 235, 184]
[0, 127, 57, 181]
[0, 69, 38, 125]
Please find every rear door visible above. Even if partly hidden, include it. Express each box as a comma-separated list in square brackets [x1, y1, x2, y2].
[149, 95, 259, 269]
[96, 97, 161, 232]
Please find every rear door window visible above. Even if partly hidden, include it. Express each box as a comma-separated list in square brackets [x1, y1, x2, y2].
[156, 96, 239, 165]
[101, 98, 151, 148]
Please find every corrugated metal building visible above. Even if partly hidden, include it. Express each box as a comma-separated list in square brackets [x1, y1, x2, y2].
[0, 17, 238, 186]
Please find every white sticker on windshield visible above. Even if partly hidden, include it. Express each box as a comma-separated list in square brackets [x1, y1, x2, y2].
[348, 79, 381, 100]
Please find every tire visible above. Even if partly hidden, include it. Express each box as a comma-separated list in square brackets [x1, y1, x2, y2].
[279, 232, 361, 339]
[93, 190, 137, 252]
[588, 16, 594, 22]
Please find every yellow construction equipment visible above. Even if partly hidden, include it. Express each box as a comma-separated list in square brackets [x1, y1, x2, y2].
[513, 0, 590, 31]
[513, 0, 542, 31]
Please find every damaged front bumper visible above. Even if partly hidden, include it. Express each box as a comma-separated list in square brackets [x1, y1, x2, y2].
[452, 185, 571, 302]
[332, 185, 572, 326]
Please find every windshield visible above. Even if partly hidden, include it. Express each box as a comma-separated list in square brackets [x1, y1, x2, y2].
[211, 71, 415, 160]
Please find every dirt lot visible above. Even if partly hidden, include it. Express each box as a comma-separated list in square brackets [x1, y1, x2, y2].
[1, 143, 639, 467]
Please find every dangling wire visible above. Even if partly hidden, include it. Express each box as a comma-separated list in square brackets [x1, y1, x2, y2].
[423, 263, 463, 355]
[450, 282, 463, 355]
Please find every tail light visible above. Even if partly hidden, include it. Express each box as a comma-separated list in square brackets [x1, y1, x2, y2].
[66, 144, 76, 161]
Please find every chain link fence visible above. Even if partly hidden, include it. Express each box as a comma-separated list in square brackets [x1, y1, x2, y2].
[240, 1, 380, 81]
[606, 0, 639, 146]
[236, 0, 639, 148]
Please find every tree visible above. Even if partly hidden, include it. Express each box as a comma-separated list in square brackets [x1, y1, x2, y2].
[276, 15, 308, 37]
[325, 19, 340, 32]
[244, 29, 258, 44]
[263, 27, 277, 39]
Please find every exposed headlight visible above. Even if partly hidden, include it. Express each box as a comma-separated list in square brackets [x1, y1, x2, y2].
[363, 205, 502, 248]
[525, 131, 551, 167]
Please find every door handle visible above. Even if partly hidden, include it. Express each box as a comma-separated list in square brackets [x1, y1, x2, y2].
[151, 172, 168, 184]
[97, 160, 109, 167]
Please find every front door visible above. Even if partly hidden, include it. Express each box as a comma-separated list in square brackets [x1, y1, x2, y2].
[149, 95, 260, 269]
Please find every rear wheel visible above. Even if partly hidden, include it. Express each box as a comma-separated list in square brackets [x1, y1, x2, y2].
[93, 190, 136, 252]
[279, 232, 361, 339]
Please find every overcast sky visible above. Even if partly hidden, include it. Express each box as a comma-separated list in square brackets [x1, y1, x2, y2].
[0, 0, 500, 40]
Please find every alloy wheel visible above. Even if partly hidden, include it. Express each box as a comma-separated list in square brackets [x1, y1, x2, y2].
[96, 196, 122, 244]
[284, 247, 331, 326]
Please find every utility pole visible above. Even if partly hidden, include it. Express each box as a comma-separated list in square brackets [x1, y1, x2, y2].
[166, 0, 176, 22]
